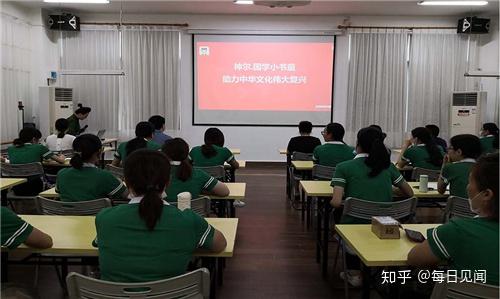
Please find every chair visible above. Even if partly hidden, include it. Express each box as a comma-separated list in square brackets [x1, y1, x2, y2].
[312, 164, 335, 180]
[171, 196, 211, 217]
[443, 196, 477, 222]
[336, 197, 418, 299]
[411, 167, 441, 181]
[288, 152, 314, 206]
[1, 162, 46, 211]
[291, 151, 313, 161]
[105, 164, 124, 181]
[66, 268, 211, 299]
[36, 196, 112, 216]
[430, 277, 499, 299]
[194, 166, 225, 181]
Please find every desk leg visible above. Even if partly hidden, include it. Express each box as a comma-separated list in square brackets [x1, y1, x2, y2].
[362, 264, 371, 299]
[229, 200, 235, 218]
[1, 252, 8, 282]
[322, 200, 331, 277]
[306, 196, 312, 230]
[300, 186, 305, 221]
[217, 258, 224, 286]
[202, 258, 217, 299]
[316, 199, 322, 263]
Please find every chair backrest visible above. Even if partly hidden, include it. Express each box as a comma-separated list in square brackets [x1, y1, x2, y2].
[194, 166, 225, 181]
[66, 268, 210, 299]
[1, 162, 44, 177]
[312, 164, 335, 180]
[36, 196, 111, 216]
[105, 164, 124, 181]
[443, 196, 477, 222]
[170, 196, 211, 217]
[342, 197, 418, 221]
[291, 151, 313, 161]
[411, 167, 441, 181]
[430, 277, 499, 299]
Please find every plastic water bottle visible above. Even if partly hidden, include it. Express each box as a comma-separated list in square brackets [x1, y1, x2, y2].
[177, 192, 192, 211]
[419, 175, 429, 193]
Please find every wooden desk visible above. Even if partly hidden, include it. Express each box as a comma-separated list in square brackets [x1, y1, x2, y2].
[224, 160, 246, 168]
[14, 215, 238, 258]
[40, 182, 247, 201]
[101, 138, 118, 149]
[279, 149, 287, 155]
[335, 223, 438, 267]
[408, 182, 448, 198]
[42, 158, 71, 167]
[1, 178, 27, 191]
[229, 148, 240, 155]
[291, 160, 313, 171]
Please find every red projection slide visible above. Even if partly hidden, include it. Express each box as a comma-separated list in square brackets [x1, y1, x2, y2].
[196, 41, 333, 112]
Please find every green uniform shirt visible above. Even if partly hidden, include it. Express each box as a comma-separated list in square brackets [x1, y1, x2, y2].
[66, 114, 80, 136]
[440, 159, 475, 198]
[402, 144, 443, 170]
[8, 143, 53, 164]
[189, 145, 235, 167]
[312, 142, 355, 167]
[56, 164, 126, 202]
[1, 207, 33, 249]
[480, 135, 496, 154]
[114, 139, 161, 162]
[166, 166, 218, 202]
[331, 154, 405, 224]
[427, 217, 499, 286]
[94, 199, 215, 282]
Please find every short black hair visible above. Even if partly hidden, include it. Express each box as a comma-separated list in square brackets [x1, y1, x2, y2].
[75, 107, 91, 115]
[425, 124, 440, 137]
[325, 122, 345, 141]
[135, 121, 154, 138]
[298, 121, 313, 134]
[449, 134, 481, 159]
[148, 115, 166, 130]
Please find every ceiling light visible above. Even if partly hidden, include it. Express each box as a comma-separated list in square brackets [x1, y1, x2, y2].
[418, 1, 488, 5]
[234, 0, 254, 5]
[43, 0, 109, 3]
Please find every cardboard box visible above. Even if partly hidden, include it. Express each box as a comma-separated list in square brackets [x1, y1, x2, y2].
[371, 216, 400, 239]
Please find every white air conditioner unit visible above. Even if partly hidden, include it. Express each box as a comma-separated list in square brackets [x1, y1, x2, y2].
[450, 91, 487, 137]
[39, 87, 74, 137]
[254, 1, 311, 8]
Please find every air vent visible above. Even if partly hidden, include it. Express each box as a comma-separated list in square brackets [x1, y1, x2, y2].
[254, 1, 311, 8]
[452, 92, 477, 106]
[55, 88, 73, 101]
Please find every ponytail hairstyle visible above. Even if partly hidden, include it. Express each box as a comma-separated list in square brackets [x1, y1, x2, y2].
[483, 123, 499, 149]
[201, 128, 224, 158]
[125, 121, 155, 157]
[369, 124, 387, 141]
[75, 104, 91, 115]
[162, 138, 193, 182]
[357, 127, 390, 177]
[470, 153, 499, 222]
[13, 127, 38, 147]
[124, 149, 171, 230]
[325, 123, 346, 143]
[449, 134, 481, 160]
[70, 134, 102, 170]
[55, 118, 69, 138]
[411, 127, 443, 167]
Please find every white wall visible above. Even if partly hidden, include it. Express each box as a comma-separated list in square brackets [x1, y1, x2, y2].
[5, 6, 499, 160]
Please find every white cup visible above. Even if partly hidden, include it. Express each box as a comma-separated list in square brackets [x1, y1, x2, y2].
[419, 175, 429, 193]
[177, 192, 192, 211]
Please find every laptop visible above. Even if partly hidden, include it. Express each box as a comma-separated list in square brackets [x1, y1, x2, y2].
[96, 129, 106, 140]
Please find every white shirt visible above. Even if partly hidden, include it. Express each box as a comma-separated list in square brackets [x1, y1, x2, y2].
[45, 134, 76, 151]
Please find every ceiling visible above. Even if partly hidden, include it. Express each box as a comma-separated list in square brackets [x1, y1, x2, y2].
[9, 0, 500, 16]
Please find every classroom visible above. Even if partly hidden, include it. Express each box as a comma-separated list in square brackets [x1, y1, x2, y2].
[0, 0, 499, 298]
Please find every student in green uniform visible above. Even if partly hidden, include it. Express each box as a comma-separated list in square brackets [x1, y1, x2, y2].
[94, 149, 227, 282]
[189, 128, 239, 169]
[438, 134, 481, 198]
[397, 127, 444, 170]
[408, 153, 499, 286]
[479, 122, 499, 154]
[330, 127, 414, 287]
[66, 105, 91, 136]
[56, 134, 127, 202]
[7, 127, 65, 195]
[162, 138, 229, 202]
[1, 207, 52, 249]
[111, 121, 161, 166]
[313, 123, 355, 167]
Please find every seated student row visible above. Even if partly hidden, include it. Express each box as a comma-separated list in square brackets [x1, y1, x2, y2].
[2, 149, 227, 284]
